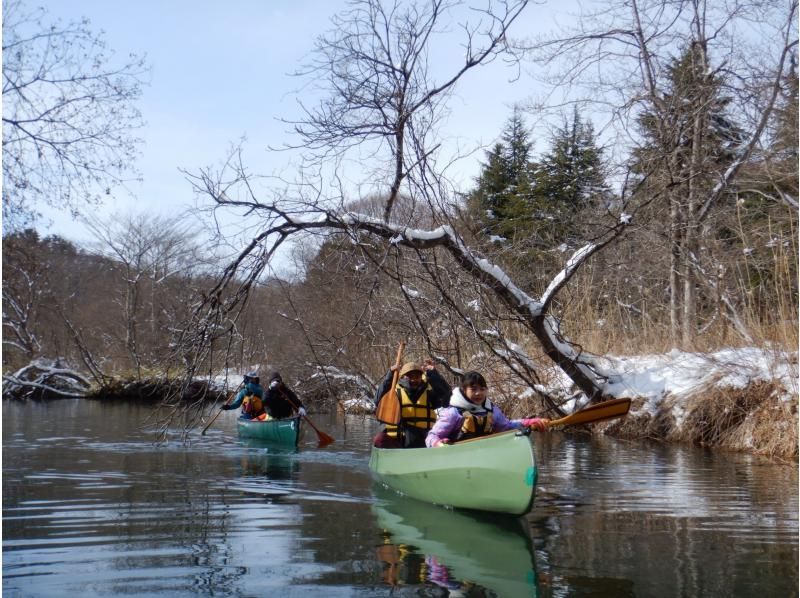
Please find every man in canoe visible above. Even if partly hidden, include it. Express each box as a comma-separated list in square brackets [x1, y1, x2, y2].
[426, 370, 549, 446]
[263, 371, 307, 419]
[373, 359, 451, 449]
[221, 372, 267, 420]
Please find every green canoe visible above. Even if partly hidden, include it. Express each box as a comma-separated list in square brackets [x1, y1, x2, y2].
[237, 415, 302, 446]
[368, 429, 537, 515]
[372, 485, 539, 596]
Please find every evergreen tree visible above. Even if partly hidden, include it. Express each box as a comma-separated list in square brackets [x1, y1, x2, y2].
[629, 42, 746, 345]
[631, 43, 742, 185]
[534, 107, 611, 246]
[467, 108, 536, 243]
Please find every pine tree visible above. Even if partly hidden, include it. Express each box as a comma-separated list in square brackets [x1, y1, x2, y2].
[467, 108, 536, 243]
[629, 42, 745, 345]
[534, 107, 611, 246]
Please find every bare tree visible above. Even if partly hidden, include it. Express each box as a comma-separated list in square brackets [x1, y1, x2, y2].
[2, 0, 147, 230]
[516, 0, 798, 347]
[84, 212, 202, 378]
[285, 0, 529, 222]
[2, 229, 46, 361]
[161, 0, 657, 434]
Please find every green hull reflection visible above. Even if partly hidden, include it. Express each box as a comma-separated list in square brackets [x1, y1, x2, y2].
[237, 415, 301, 446]
[372, 485, 539, 596]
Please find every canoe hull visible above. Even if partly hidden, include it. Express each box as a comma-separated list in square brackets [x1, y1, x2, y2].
[237, 416, 302, 446]
[368, 430, 537, 515]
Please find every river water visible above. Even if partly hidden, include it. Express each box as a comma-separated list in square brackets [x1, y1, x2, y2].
[2, 399, 797, 597]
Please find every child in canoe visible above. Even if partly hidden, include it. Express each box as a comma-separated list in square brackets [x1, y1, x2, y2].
[426, 370, 549, 447]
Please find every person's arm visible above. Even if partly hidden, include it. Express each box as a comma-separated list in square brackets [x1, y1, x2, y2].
[283, 387, 303, 409]
[223, 388, 246, 410]
[491, 404, 521, 432]
[425, 408, 460, 447]
[281, 386, 306, 415]
[495, 404, 549, 432]
[424, 367, 451, 408]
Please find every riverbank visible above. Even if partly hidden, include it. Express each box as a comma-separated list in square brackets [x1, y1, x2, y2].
[497, 347, 798, 463]
[5, 348, 796, 462]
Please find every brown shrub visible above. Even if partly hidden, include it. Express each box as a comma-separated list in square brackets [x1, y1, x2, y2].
[606, 382, 797, 462]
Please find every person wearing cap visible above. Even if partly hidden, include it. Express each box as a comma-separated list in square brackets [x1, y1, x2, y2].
[262, 371, 307, 419]
[425, 370, 549, 447]
[373, 358, 451, 448]
[222, 372, 266, 419]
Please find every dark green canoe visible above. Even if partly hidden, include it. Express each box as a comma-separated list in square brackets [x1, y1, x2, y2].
[237, 415, 302, 446]
[368, 429, 537, 515]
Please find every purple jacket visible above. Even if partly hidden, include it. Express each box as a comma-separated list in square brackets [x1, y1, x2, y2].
[425, 388, 525, 447]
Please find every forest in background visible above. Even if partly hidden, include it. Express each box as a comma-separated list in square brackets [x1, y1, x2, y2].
[4, 81, 797, 400]
[2, 0, 797, 447]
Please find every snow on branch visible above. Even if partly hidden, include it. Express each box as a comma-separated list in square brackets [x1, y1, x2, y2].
[3, 358, 92, 399]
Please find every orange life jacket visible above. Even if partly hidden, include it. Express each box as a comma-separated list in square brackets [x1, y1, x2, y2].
[385, 382, 437, 438]
[456, 408, 494, 441]
[242, 394, 265, 418]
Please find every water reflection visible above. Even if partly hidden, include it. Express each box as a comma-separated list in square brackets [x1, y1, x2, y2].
[3, 401, 797, 597]
[236, 438, 300, 481]
[372, 485, 539, 596]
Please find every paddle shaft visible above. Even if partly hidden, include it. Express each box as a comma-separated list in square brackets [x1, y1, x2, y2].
[375, 341, 405, 425]
[201, 382, 243, 435]
[546, 398, 631, 428]
[277, 386, 334, 447]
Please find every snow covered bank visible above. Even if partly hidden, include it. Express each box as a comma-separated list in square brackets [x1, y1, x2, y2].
[587, 347, 797, 462]
[601, 347, 797, 410]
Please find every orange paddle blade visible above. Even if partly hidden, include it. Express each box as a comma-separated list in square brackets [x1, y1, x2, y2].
[303, 415, 335, 447]
[375, 341, 405, 425]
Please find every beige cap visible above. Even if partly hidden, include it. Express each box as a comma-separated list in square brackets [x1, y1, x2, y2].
[399, 361, 423, 377]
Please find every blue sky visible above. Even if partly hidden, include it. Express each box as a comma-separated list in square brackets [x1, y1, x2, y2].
[33, 0, 571, 243]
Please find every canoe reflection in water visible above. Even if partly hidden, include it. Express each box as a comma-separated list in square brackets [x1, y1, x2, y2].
[372, 485, 539, 596]
[237, 438, 300, 481]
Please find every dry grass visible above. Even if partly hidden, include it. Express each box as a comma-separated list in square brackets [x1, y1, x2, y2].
[553, 235, 799, 357]
[608, 382, 797, 462]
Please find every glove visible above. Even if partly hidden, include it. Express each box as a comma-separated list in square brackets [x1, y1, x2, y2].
[298, 407, 307, 417]
[220, 404, 232, 411]
[522, 418, 549, 431]
[269, 380, 279, 389]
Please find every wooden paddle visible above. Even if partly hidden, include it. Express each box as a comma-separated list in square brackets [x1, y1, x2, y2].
[201, 382, 243, 435]
[546, 397, 632, 428]
[277, 387, 335, 447]
[301, 413, 335, 448]
[375, 341, 405, 425]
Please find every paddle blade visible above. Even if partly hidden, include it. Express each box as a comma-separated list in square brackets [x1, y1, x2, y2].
[303, 415, 335, 447]
[548, 398, 632, 428]
[375, 388, 401, 424]
[375, 341, 405, 425]
[316, 431, 335, 448]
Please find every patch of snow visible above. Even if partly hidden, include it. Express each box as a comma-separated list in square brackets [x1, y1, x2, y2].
[402, 285, 421, 298]
[599, 347, 798, 418]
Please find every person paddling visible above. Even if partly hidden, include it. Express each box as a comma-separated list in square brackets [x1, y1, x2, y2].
[221, 372, 267, 420]
[373, 359, 451, 449]
[426, 370, 548, 447]
[263, 371, 307, 419]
